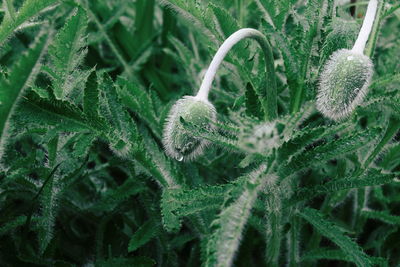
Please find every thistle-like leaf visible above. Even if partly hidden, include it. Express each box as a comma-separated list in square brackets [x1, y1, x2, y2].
[157, 0, 217, 45]
[0, 33, 50, 160]
[161, 184, 229, 232]
[0, 0, 59, 46]
[98, 74, 139, 158]
[0, 216, 27, 236]
[298, 207, 372, 267]
[205, 165, 272, 267]
[279, 128, 380, 177]
[47, 7, 89, 100]
[288, 169, 395, 205]
[361, 209, 400, 225]
[91, 178, 146, 213]
[116, 77, 161, 138]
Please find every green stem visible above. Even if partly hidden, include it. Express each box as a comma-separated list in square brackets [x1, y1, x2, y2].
[351, 115, 400, 230]
[196, 28, 277, 121]
[260, 36, 278, 121]
[288, 210, 300, 267]
[291, 82, 304, 115]
[365, 0, 385, 57]
[266, 192, 282, 266]
[237, 0, 245, 27]
[291, 0, 322, 114]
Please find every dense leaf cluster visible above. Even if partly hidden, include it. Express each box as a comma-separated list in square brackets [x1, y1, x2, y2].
[0, 0, 400, 266]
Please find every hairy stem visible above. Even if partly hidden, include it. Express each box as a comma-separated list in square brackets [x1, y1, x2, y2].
[266, 190, 282, 266]
[287, 210, 300, 267]
[352, 0, 378, 54]
[196, 28, 277, 121]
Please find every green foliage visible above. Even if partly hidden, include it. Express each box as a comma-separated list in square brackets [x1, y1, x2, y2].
[128, 219, 161, 252]
[0, 0, 399, 266]
[0, 0, 58, 45]
[298, 207, 373, 267]
[161, 183, 228, 232]
[205, 165, 271, 267]
[37, 165, 61, 254]
[47, 7, 89, 100]
[0, 32, 49, 160]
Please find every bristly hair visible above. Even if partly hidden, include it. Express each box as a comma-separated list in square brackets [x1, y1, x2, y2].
[317, 49, 373, 121]
[162, 96, 217, 161]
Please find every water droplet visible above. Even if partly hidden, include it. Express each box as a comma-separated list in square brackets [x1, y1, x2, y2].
[347, 56, 354, 61]
[177, 156, 184, 162]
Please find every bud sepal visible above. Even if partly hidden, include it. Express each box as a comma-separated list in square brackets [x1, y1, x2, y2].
[162, 96, 217, 161]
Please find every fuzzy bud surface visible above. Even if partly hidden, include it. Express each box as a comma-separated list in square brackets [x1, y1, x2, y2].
[163, 96, 216, 161]
[317, 49, 373, 120]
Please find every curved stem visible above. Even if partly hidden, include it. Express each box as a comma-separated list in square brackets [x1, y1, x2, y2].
[352, 0, 378, 54]
[196, 28, 277, 121]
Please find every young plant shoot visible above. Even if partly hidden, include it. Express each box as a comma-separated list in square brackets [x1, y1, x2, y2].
[163, 28, 276, 161]
[317, 0, 377, 121]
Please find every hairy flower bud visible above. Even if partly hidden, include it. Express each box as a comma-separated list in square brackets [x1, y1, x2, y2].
[162, 96, 216, 161]
[316, 49, 373, 121]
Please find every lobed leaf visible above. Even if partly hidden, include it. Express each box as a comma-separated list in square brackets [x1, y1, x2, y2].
[298, 207, 373, 267]
[205, 165, 272, 267]
[48, 7, 89, 100]
[0, 33, 50, 160]
[0, 0, 59, 46]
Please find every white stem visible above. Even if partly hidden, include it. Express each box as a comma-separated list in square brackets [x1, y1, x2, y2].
[352, 0, 378, 54]
[196, 28, 268, 101]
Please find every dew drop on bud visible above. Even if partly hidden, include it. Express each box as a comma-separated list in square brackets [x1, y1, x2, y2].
[177, 156, 184, 162]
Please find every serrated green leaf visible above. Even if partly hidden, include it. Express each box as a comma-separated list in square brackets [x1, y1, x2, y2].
[116, 77, 161, 138]
[48, 7, 88, 100]
[361, 210, 400, 225]
[0, 215, 27, 236]
[161, 184, 229, 232]
[205, 165, 271, 267]
[288, 170, 395, 205]
[298, 207, 372, 267]
[91, 178, 146, 212]
[0, 33, 50, 160]
[0, 0, 58, 46]
[37, 167, 61, 254]
[279, 128, 380, 177]
[128, 219, 161, 252]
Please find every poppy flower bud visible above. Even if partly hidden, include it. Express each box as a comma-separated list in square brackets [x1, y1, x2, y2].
[317, 49, 373, 120]
[317, 0, 378, 121]
[162, 28, 277, 161]
[162, 96, 216, 161]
